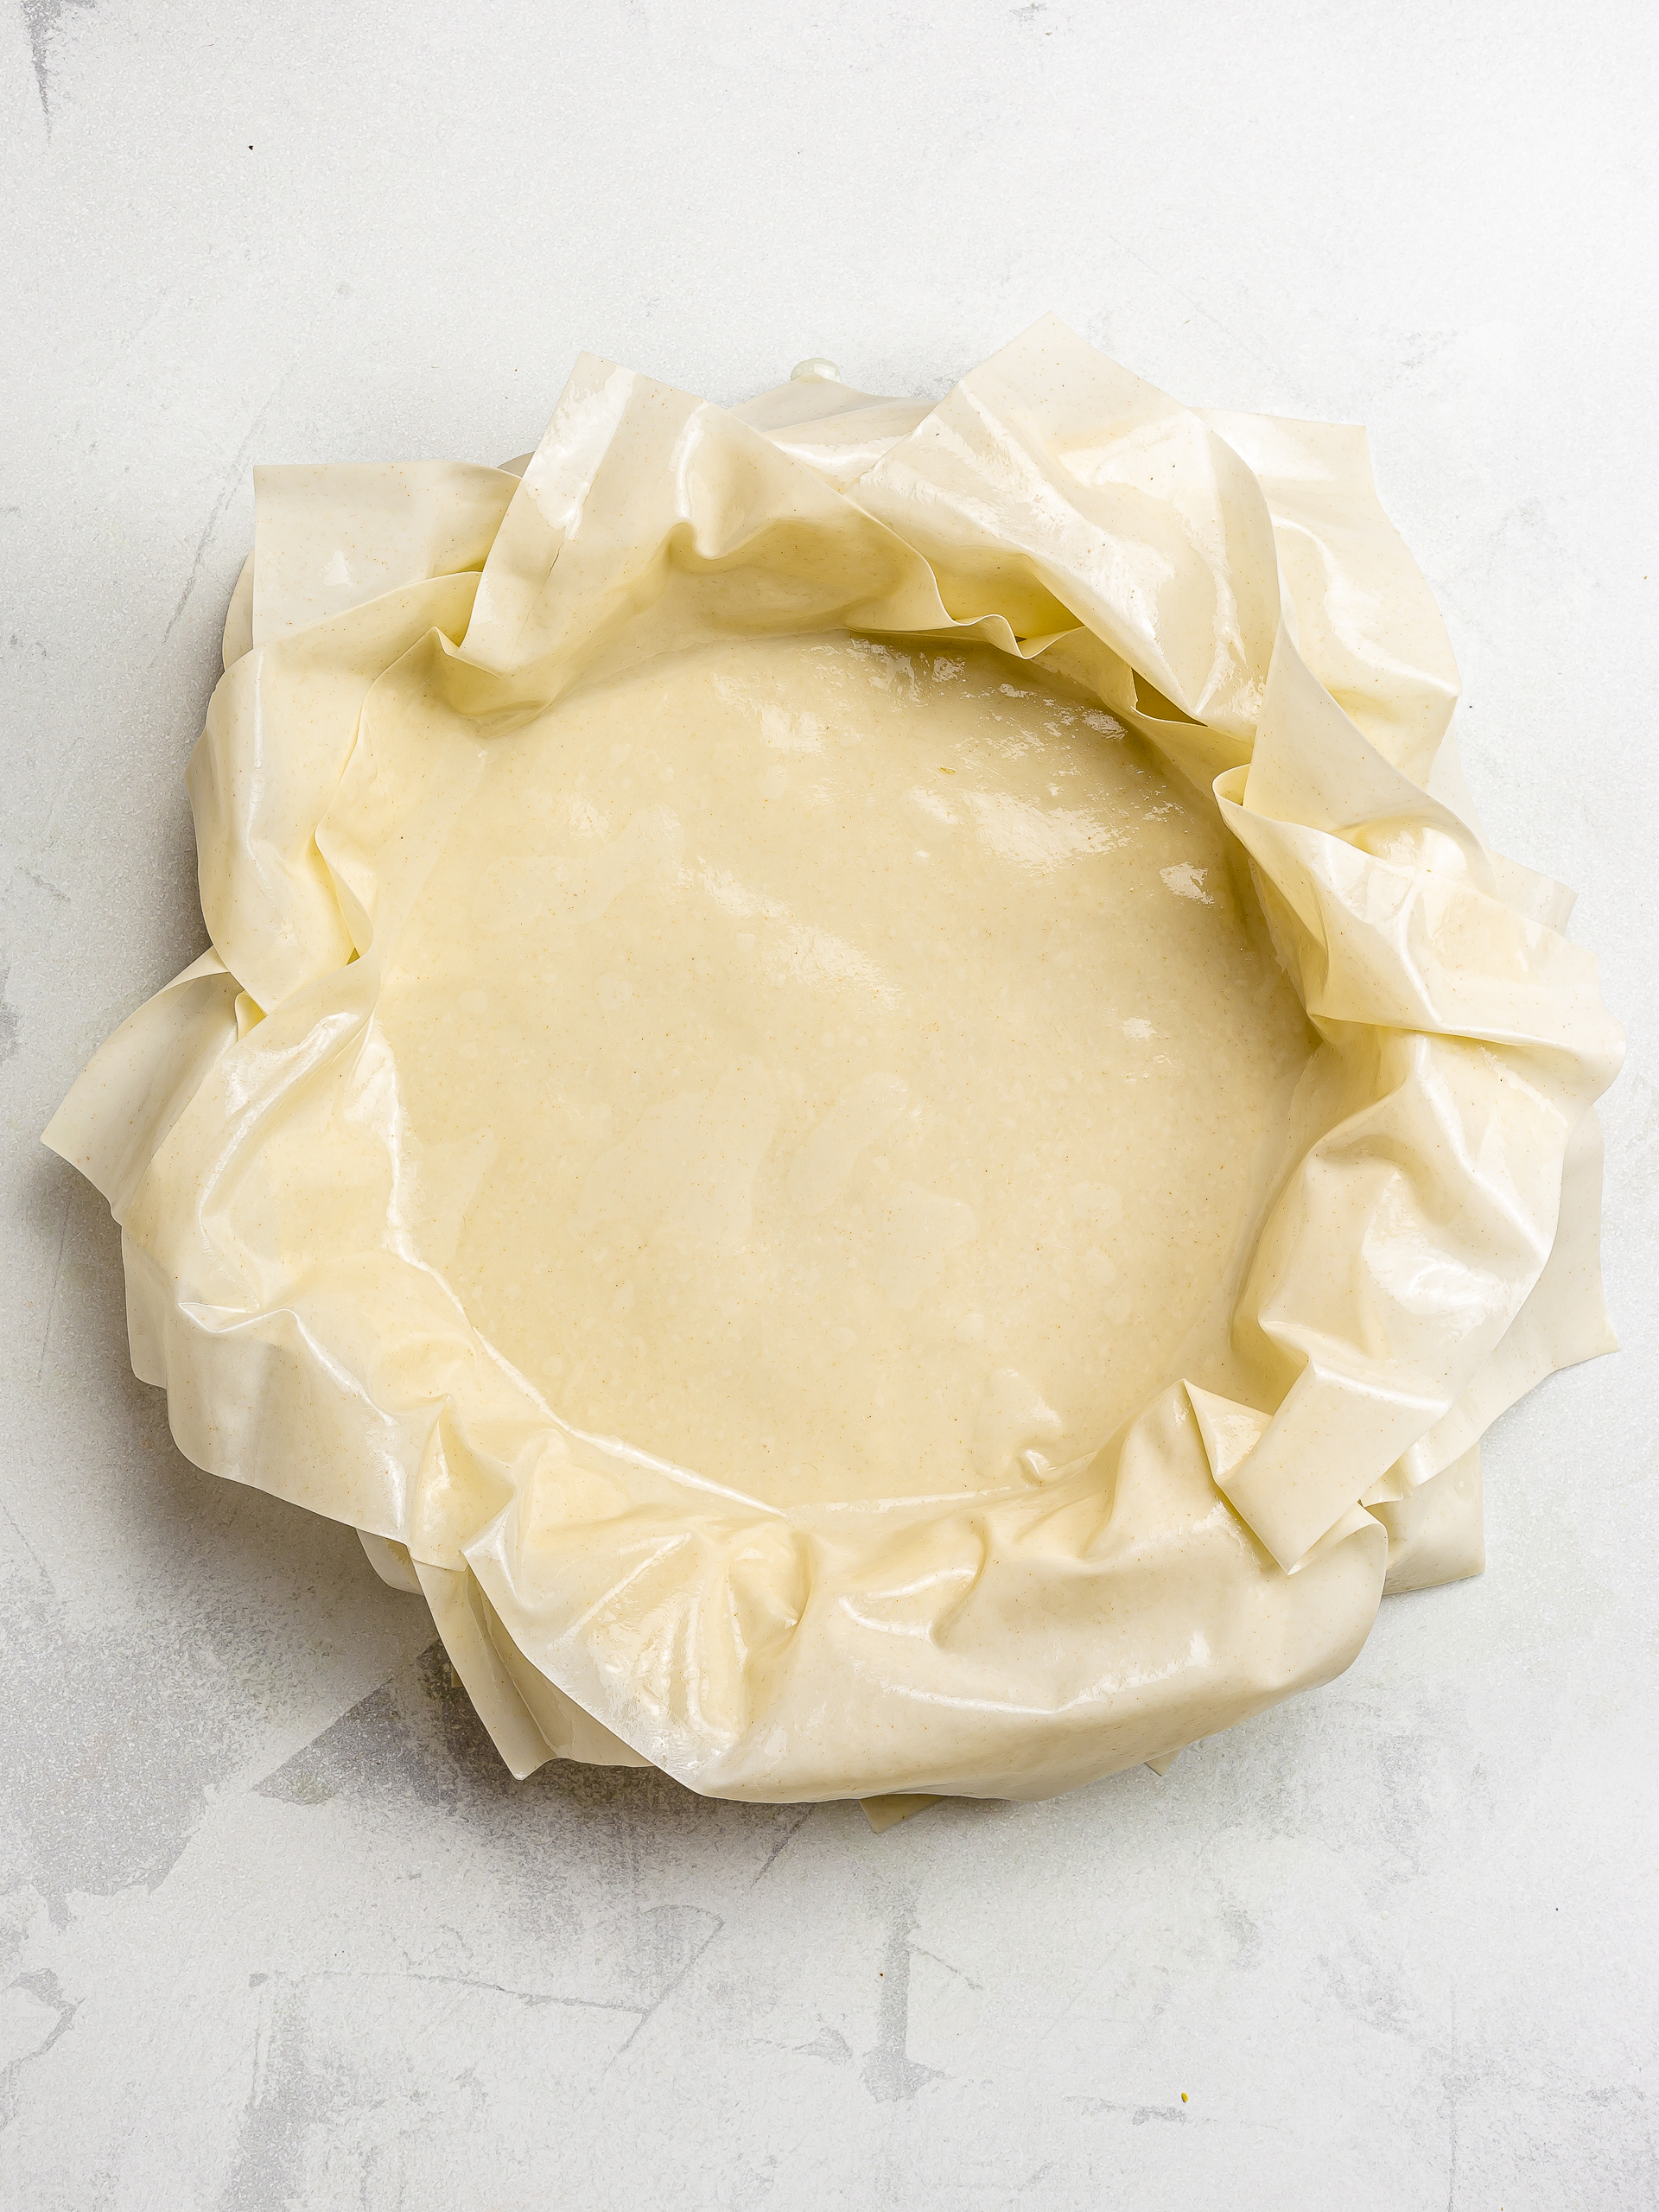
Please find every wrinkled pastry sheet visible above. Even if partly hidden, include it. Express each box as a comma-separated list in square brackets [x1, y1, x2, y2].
[47, 316, 1622, 1804]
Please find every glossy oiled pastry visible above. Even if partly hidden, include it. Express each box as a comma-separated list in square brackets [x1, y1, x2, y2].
[48, 318, 1621, 1805]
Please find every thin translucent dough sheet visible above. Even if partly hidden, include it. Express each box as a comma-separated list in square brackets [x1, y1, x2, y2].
[45, 315, 1622, 1805]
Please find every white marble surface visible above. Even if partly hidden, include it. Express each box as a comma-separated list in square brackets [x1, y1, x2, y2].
[3, 3, 1656, 2205]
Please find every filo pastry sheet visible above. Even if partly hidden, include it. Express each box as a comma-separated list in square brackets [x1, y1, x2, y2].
[47, 316, 1622, 1806]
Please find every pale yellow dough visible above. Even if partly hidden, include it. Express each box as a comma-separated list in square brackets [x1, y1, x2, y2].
[375, 632, 1309, 1508]
[46, 316, 1622, 1804]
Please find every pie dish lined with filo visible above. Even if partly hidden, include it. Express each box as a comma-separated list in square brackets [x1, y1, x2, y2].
[48, 318, 1621, 1804]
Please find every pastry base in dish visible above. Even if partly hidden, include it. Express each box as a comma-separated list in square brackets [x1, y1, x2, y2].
[358, 629, 1311, 1510]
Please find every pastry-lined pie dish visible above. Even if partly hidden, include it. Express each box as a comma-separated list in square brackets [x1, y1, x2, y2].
[48, 318, 1621, 1806]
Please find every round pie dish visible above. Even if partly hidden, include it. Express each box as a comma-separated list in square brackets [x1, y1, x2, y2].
[47, 318, 1622, 1806]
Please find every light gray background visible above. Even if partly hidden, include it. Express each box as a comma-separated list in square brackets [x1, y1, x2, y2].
[3, 4, 1655, 2207]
